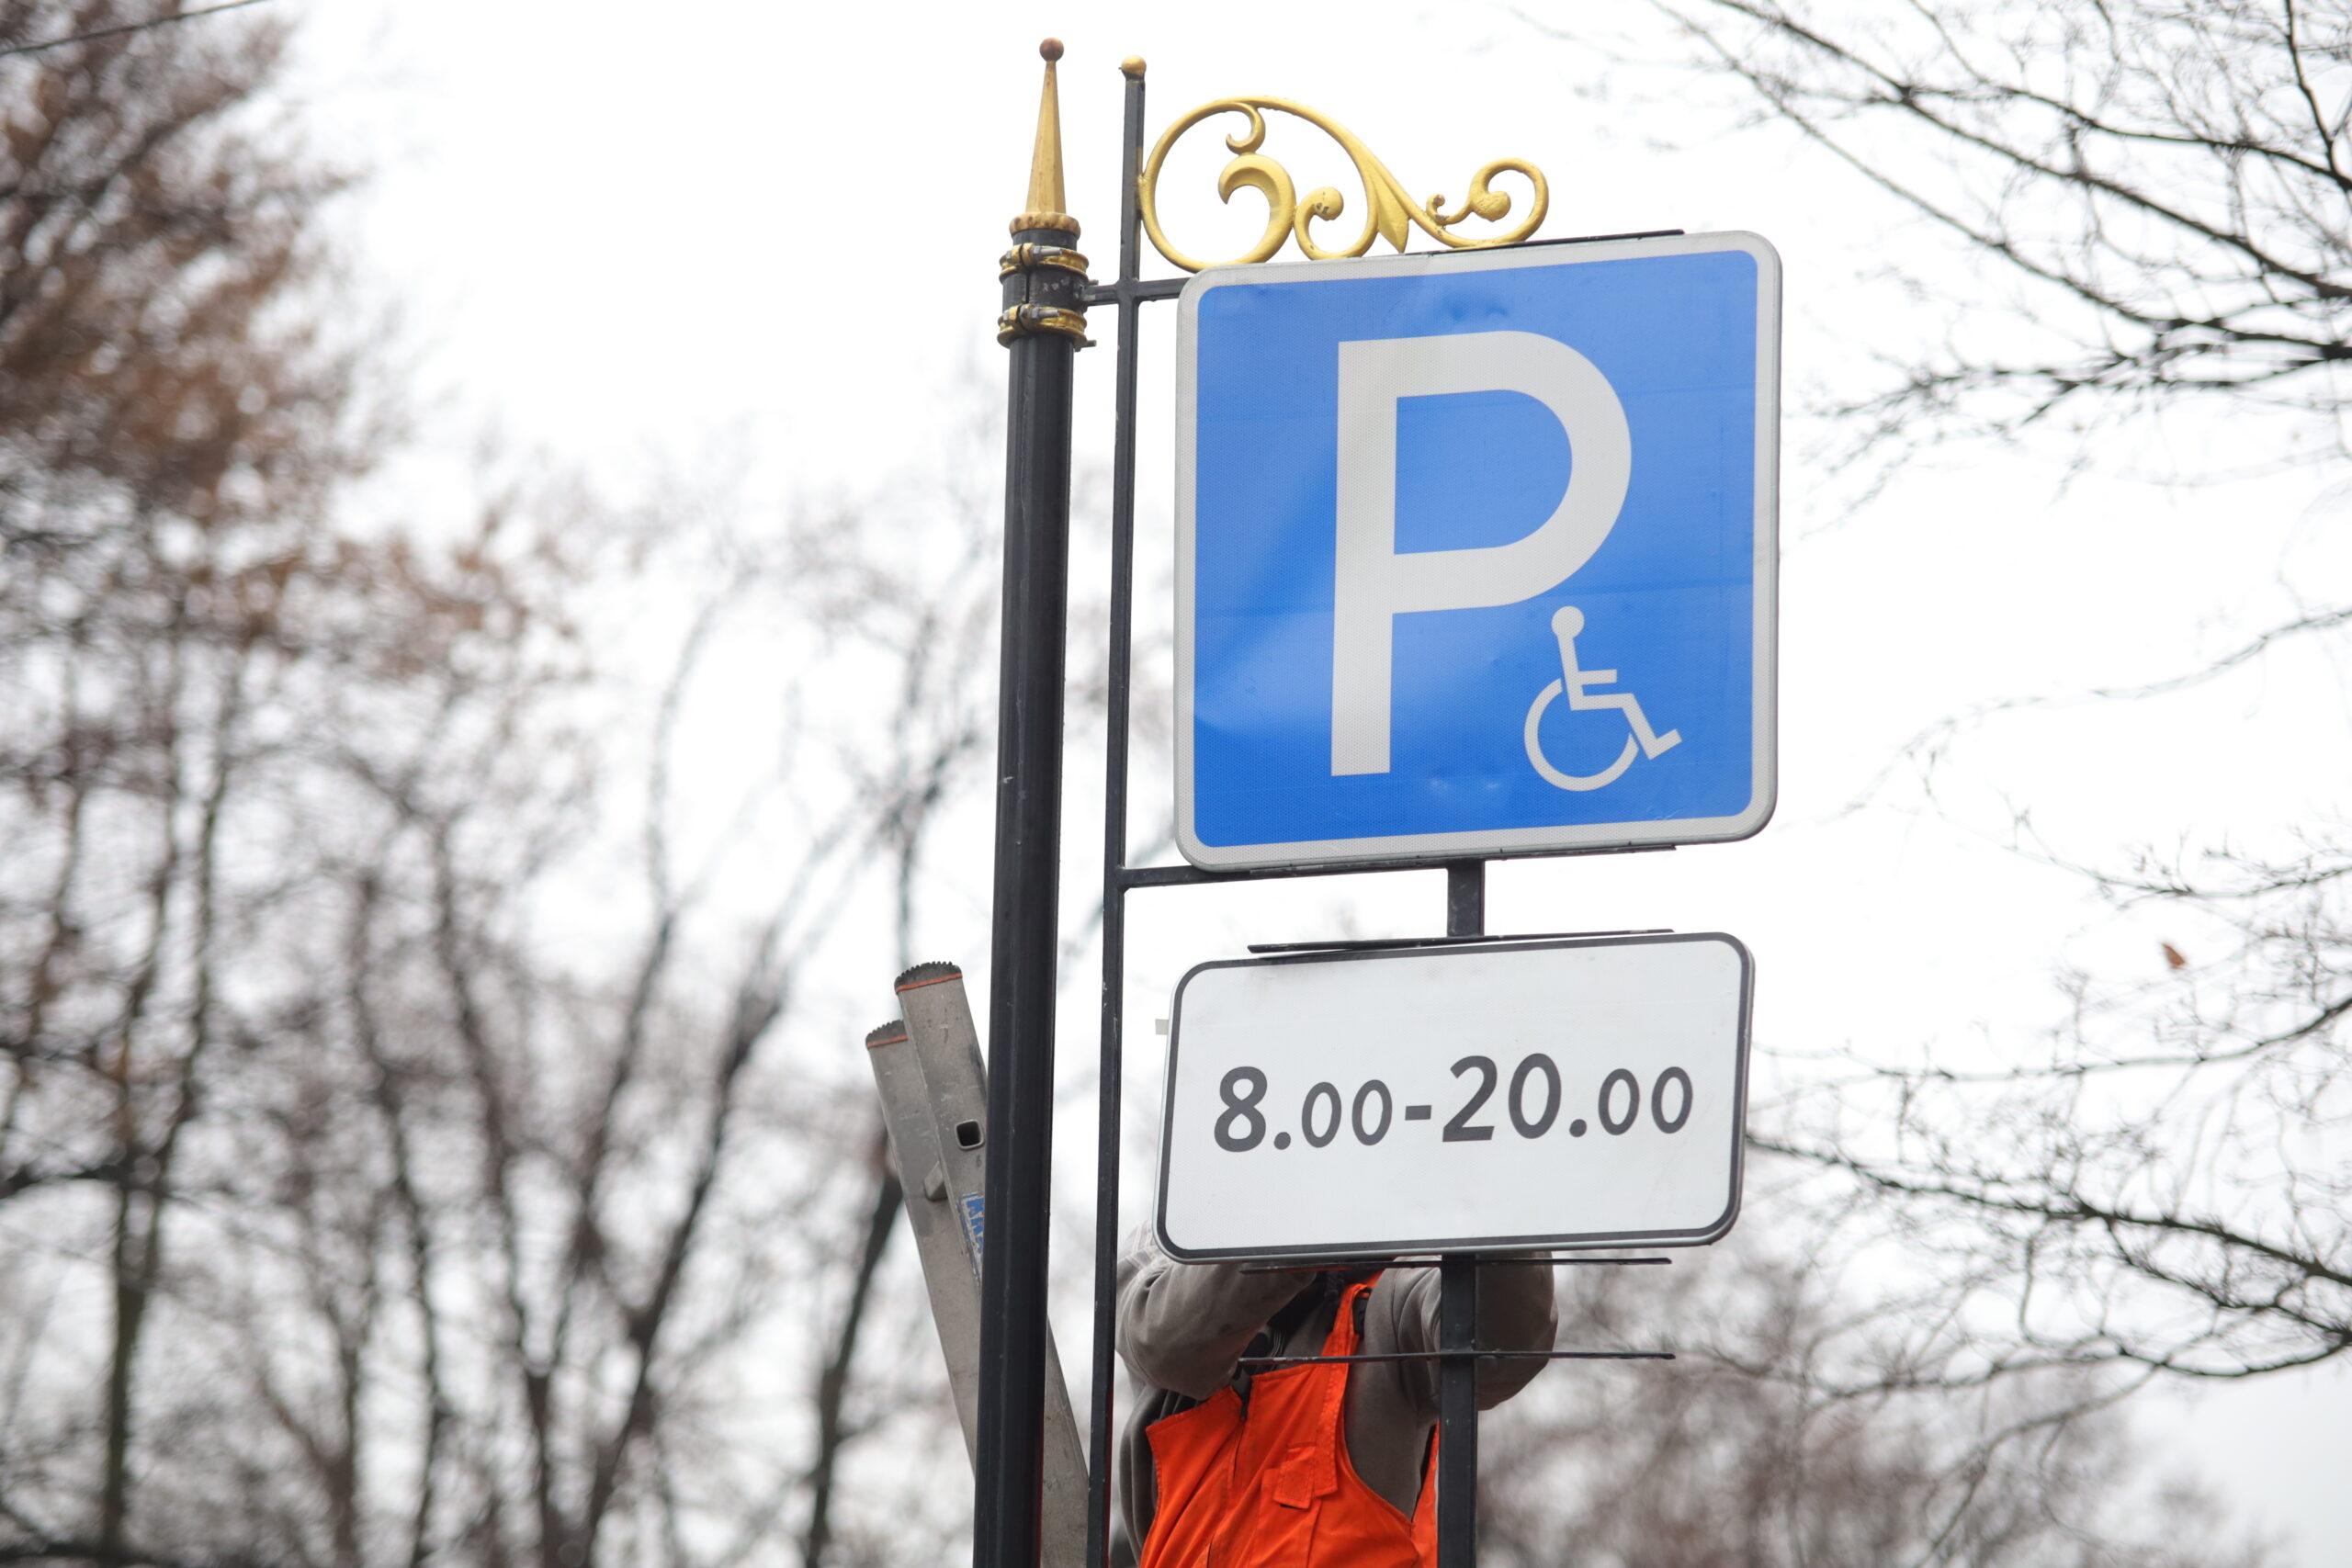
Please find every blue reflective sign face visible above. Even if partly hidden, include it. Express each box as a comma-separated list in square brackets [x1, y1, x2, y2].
[1175, 234, 1780, 868]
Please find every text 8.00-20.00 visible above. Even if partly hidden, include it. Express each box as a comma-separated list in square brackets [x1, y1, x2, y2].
[1210, 1056, 1694, 1152]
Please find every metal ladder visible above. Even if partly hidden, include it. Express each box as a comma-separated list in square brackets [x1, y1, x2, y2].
[865, 962, 1089, 1568]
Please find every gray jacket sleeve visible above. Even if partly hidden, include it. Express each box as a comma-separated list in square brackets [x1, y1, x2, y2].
[1338, 1258, 1557, 1513]
[1361, 1258, 1558, 1415]
[1116, 1245, 1309, 1398]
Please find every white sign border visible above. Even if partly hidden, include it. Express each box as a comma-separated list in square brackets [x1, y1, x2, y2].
[1152, 931, 1756, 1262]
[1174, 231, 1782, 871]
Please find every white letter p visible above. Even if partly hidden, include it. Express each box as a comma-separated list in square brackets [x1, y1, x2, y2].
[1330, 331, 1631, 776]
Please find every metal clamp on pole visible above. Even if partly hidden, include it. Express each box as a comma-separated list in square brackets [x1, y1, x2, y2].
[867, 964, 1089, 1568]
[999, 243, 1093, 348]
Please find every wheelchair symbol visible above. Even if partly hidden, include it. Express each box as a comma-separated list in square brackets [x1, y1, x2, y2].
[1522, 606, 1682, 792]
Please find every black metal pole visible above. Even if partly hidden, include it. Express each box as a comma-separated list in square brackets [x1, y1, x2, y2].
[1445, 859, 1486, 941]
[1438, 860, 1484, 1568]
[978, 39, 1091, 1568]
[1085, 53, 1148, 1568]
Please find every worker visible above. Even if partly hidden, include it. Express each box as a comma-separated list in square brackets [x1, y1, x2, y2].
[1114, 1230, 1556, 1567]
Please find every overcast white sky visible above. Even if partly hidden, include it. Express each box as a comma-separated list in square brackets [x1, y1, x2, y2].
[288, 1, 2352, 1557]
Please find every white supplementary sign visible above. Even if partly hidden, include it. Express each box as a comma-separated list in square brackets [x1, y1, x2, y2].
[1155, 934, 1752, 1260]
[1177, 233, 1781, 869]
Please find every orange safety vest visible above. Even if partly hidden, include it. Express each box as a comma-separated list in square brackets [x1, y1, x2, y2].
[1138, 1276, 1439, 1568]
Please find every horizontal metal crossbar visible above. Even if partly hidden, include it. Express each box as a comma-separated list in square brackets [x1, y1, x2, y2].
[1122, 860, 1421, 889]
[1078, 231, 1690, 311]
[1122, 842, 1674, 892]
[1238, 1257, 1672, 1273]
[1237, 1349, 1675, 1367]
[1244, 929, 1669, 954]
[1081, 277, 1188, 307]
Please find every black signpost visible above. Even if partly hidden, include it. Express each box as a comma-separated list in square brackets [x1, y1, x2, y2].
[977, 39, 1088, 1568]
[1437, 860, 1485, 1568]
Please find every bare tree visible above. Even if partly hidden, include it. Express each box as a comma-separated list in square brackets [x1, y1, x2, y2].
[1528, 0, 2352, 1396]
[777, 411, 1152, 1568]
[0, 10, 1001, 1568]
[1756, 835, 2351, 1385]
[0, 414, 1010, 1568]
[1483, 1241, 2270, 1568]
[772, 429, 1004, 1568]
[1587, 0, 2352, 461]
[0, 4, 373, 1559]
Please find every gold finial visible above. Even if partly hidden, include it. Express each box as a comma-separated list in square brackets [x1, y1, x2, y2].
[1012, 39, 1080, 238]
[1121, 55, 1147, 79]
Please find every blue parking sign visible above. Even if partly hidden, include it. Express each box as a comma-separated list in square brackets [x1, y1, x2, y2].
[1175, 233, 1780, 869]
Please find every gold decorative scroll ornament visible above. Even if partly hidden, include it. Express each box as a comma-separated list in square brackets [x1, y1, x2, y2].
[1138, 98, 1549, 272]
